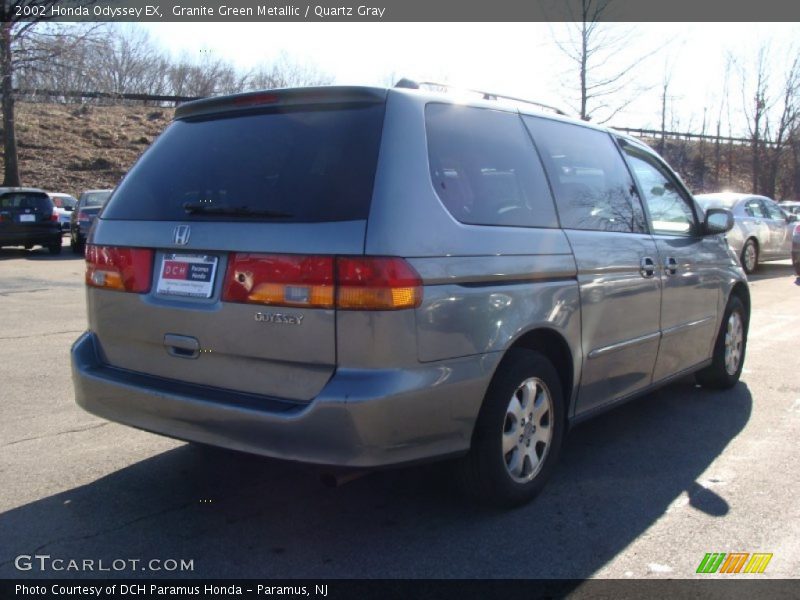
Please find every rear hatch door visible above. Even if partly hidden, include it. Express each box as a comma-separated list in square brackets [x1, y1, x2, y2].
[0, 191, 55, 238]
[90, 88, 386, 401]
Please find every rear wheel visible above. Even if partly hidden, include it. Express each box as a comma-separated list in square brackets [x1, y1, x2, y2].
[457, 349, 565, 508]
[695, 296, 748, 389]
[740, 239, 758, 274]
[48, 240, 62, 255]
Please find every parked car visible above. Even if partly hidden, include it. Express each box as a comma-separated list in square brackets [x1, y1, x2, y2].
[779, 200, 800, 216]
[695, 192, 797, 274]
[72, 84, 749, 507]
[793, 221, 800, 276]
[0, 187, 63, 254]
[48, 192, 78, 232]
[70, 189, 112, 254]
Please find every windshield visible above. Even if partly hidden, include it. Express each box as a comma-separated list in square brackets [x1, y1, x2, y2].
[102, 103, 385, 223]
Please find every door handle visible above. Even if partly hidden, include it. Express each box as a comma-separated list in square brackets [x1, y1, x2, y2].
[164, 334, 200, 359]
[664, 256, 678, 276]
[640, 257, 656, 278]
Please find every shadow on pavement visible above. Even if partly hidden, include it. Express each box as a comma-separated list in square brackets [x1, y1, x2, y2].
[747, 262, 795, 282]
[0, 243, 82, 262]
[0, 379, 752, 579]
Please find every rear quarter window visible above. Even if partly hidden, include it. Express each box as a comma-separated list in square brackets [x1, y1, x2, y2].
[425, 104, 558, 228]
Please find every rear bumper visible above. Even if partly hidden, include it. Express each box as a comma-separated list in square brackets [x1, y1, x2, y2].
[71, 332, 499, 467]
[0, 227, 62, 246]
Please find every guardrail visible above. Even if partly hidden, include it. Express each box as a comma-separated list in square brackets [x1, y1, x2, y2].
[612, 126, 775, 147]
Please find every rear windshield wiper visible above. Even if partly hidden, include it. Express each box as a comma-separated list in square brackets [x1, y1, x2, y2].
[182, 202, 293, 218]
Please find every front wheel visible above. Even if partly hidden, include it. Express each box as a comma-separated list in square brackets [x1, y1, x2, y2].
[456, 349, 565, 508]
[695, 296, 748, 389]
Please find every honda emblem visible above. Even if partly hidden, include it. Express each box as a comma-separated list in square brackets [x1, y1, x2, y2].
[173, 225, 191, 246]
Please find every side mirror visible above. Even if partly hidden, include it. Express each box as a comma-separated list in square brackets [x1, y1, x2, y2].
[703, 207, 734, 235]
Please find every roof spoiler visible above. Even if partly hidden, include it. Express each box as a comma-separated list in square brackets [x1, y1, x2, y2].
[174, 86, 387, 120]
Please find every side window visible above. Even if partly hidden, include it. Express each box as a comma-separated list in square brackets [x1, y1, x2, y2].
[622, 149, 697, 236]
[762, 199, 786, 220]
[425, 104, 558, 228]
[522, 116, 646, 233]
[744, 199, 766, 218]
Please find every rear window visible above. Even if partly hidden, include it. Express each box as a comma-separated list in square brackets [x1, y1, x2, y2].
[81, 192, 111, 208]
[0, 192, 52, 211]
[102, 104, 385, 223]
[426, 104, 557, 228]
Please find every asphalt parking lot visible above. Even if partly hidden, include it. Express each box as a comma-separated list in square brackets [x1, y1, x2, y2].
[1, 240, 799, 579]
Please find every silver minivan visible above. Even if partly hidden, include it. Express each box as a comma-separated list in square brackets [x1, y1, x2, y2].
[71, 84, 749, 506]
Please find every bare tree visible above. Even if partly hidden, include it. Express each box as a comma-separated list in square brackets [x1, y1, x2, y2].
[739, 45, 770, 194]
[245, 52, 333, 90]
[553, 0, 660, 123]
[658, 59, 674, 155]
[762, 52, 800, 198]
[736, 42, 800, 196]
[712, 55, 734, 188]
[163, 52, 247, 98]
[93, 26, 170, 97]
[1, 2, 100, 185]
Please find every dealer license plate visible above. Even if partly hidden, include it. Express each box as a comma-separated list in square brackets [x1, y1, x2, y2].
[156, 254, 218, 298]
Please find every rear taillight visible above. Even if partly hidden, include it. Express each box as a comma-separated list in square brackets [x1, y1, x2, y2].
[223, 254, 335, 308]
[78, 211, 90, 222]
[85, 245, 154, 293]
[50, 212, 58, 222]
[794, 223, 800, 235]
[337, 257, 422, 310]
[222, 254, 422, 310]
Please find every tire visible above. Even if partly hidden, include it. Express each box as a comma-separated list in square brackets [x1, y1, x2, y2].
[456, 349, 565, 508]
[70, 234, 84, 255]
[740, 239, 758, 274]
[48, 240, 62, 255]
[23, 243, 33, 250]
[695, 295, 748, 390]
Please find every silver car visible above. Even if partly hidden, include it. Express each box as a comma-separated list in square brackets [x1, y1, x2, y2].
[47, 192, 78, 232]
[696, 192, 797, 274]
[71, 84, 749, 507]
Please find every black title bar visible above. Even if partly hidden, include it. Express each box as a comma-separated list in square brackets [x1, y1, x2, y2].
[4, 0, 800, 22]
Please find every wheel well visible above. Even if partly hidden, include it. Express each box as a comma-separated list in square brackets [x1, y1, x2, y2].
[729, 281, 751, 326]
[507, 328, 574, 414]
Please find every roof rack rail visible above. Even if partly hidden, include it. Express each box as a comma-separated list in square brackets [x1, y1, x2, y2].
[393, 78, 568, 116]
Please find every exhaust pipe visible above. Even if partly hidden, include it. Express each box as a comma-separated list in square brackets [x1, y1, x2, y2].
[319, 469, 369, 488]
